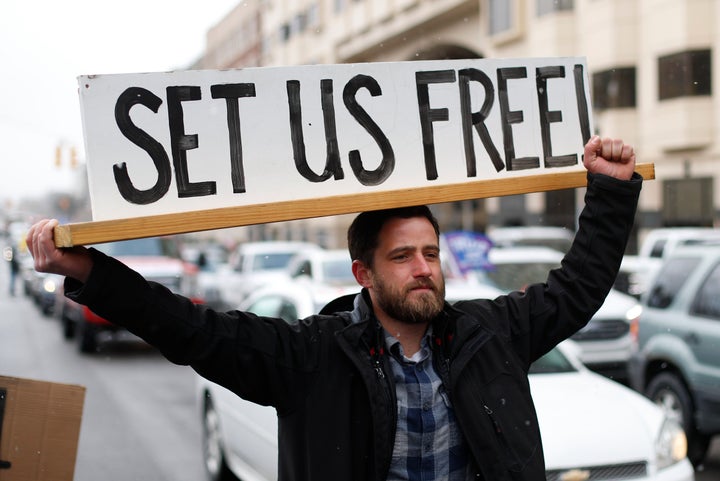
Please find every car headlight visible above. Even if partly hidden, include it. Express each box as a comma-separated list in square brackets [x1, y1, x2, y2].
[655, 417, 687, 469]
[43, 278, 57, 293]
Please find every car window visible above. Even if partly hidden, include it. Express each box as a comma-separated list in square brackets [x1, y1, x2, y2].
[646, 257, 702, 308]
[528, 347, 576, 374]
[94, 238, 169, 257]
[291, 260, 312, 278]
[691, 261, 720, 319]
[649, 239, 667, 258]
[322, 259, 355, 283]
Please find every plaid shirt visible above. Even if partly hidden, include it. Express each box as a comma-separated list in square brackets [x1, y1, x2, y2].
[384, 329, 472, 481]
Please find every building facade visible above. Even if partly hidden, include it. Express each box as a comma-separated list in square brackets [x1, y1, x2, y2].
[200, 0, 719, 251]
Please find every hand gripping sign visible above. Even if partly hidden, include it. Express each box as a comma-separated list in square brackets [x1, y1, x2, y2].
[54, 57, 653, 247]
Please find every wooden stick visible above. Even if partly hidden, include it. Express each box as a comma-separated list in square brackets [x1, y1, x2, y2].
[54, 163, 654, 247]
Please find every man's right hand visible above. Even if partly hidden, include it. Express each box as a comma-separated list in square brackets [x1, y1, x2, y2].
[26, 219, 93, 283]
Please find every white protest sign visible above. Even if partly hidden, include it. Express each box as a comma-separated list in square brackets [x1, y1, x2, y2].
[78, 57, 593, 222]
[58, 56, 655, 247]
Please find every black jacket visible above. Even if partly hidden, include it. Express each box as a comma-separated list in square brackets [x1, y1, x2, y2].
[67, 172, 642, 481]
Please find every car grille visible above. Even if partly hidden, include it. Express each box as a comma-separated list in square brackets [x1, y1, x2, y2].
[546, 461, 647, 481]
[571, 319, 629, 341]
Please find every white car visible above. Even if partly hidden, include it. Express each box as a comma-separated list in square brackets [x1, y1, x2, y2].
[285, 248, 356, 287]
[214, 241, 322, 308]
[196, 334, 693, 481]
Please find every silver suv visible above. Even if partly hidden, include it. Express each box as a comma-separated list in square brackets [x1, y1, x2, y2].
[629, 240, 720, 467]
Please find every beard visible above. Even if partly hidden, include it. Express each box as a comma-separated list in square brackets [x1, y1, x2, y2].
[373, 275, 445, 325]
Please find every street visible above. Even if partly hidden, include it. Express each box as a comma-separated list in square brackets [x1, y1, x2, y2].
[0, 275, 206, 480]
[1, 261, 720, 480]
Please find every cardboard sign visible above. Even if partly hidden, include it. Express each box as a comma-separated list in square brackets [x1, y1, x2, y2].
[55, 57, 653, 246]
[0, 376, 85, 481]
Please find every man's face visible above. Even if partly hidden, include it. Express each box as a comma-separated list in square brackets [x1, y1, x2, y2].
[355, 216, 445, 325]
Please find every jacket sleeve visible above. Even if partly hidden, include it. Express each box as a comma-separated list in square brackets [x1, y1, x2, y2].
[487, 171, 642, 366]
[64, 250, 321, 407]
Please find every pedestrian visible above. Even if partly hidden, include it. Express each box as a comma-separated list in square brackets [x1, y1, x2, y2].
[26, 135, 641, 481]
[4, 244, 20, 296]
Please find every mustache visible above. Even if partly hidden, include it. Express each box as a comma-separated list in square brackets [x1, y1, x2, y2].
[406, 279, 438, 292]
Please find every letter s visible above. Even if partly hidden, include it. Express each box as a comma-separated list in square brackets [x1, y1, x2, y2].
[113, 87, 171, 205]
[343, 75, 395, 186]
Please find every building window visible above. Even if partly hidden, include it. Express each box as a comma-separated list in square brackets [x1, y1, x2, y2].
[279, 23, 291, 42]
[663, 177, 714, 226]
[592, 67, 636, 110]
[307, 3, 320, 29]
[488, 0, 513, 35]
[293, 12, 307, 34]
[537, 0, 573, 16]
[498, 194, 526, 226]
[658, 49, 712, 100]
[544, 189, 576, 230]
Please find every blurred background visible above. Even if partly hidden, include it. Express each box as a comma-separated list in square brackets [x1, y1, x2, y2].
[3, 2, 720, 479]
[2, 0, 718, 252]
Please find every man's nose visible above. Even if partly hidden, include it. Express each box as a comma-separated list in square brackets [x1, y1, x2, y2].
[412, 255, 433, 277]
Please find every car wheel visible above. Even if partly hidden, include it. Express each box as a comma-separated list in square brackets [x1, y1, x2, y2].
[77, 321, 98, 353]
[646, 371, 711, 467]
[202, 395, 236, 481]
[61, 312, 75, 339]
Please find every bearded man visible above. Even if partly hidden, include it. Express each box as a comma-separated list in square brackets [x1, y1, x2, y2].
[27, 135, 641, 481]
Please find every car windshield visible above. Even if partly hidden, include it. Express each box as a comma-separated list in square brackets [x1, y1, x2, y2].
[252, 253, 297, 270]
[528, 347, 576, 375]
[94, 238, 176, 257]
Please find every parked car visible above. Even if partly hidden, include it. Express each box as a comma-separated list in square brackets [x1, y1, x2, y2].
[629, 240, 720, 467]
[237, 279, 360, 324]
[285, 248, 356, 287]
[636, 227, 720, 260]
[33, 272, 64, 316]
[616, 227, 720, 299]
[215, 241, 322, 309]
[451, 245, 642, 381]
[185, 242, 234, 311]
[197, 331, 693, 481]
[57, 236, 201, 353]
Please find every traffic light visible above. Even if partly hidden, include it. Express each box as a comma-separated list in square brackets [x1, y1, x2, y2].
[70, 146, 78, 168]
[54, 145, 62, 168]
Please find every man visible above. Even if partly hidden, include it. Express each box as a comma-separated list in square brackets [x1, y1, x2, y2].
[27, 135, 641, 481]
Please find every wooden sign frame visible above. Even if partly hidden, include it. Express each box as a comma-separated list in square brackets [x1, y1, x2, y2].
[54, 163, 654, 247]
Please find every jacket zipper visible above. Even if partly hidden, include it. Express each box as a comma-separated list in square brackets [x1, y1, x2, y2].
[483, 404, 502, 434]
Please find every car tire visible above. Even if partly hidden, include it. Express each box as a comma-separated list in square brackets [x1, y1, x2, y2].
[77, 321, 98, 353]
[202, 395, 236, 481]
[61, 311, 75, 339]
[646, 371, 711, 467]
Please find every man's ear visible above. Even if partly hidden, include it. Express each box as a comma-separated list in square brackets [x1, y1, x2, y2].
[352, 260, 373, 288]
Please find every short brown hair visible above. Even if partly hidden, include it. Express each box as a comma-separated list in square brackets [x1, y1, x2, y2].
[347, 206, 440, 267]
